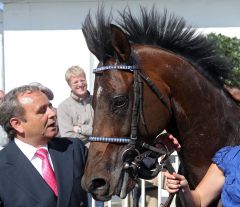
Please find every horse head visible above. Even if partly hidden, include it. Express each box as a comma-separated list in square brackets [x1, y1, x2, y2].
[81, 22, 172, 200]
[81, 7, 240, 203]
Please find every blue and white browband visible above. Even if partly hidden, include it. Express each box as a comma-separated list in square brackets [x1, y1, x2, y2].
[89, 136, 131, 144]
[93, 65, 137, 73]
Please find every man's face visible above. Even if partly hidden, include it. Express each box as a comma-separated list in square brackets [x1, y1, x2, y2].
[68, 75, 87, 97]
[16, 91, 58, 145]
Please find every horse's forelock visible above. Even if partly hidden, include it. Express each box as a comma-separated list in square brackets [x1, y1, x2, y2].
[82, 7, 114, 61]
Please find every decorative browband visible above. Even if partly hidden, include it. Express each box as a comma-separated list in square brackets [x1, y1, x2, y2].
[89, 136, 131, 144]
[93, 65, 137, 73]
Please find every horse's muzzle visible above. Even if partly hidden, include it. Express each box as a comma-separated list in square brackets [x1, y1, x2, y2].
[81, 176, 112, 201]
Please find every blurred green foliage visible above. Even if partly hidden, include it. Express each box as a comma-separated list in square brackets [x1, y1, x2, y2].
[208, 33, 240, 87]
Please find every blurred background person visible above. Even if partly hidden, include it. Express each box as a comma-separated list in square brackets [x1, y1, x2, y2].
[57, 65, 93, 146]
[0, 89, 8, 150]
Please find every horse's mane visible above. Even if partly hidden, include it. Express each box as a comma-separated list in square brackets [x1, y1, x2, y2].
[82, 6, 232, 86]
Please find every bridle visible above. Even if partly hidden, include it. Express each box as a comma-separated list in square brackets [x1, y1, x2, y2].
[88, 62, 187, 207]
[89, 62, 173, 179]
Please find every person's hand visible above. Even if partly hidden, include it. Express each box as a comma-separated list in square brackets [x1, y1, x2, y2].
[155, 133, 181, 154]
[164, 171, 189, 193]
[224, 84, 240, 102]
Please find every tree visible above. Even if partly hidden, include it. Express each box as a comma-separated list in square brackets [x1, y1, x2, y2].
[208, 33, 240, 87]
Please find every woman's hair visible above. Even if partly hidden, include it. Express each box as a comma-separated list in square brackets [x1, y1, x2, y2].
[65, 65, 86, 84]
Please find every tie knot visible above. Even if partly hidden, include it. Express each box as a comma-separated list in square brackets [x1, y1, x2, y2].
[35, 148, 48, 160]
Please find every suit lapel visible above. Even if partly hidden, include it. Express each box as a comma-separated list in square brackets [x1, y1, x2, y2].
[48, 139, 73, 207]
[5, 141, 57, 206]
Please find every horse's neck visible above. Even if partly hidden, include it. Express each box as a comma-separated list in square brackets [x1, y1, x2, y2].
[138, 45, 240, 187]
[170, 68, 240, 144]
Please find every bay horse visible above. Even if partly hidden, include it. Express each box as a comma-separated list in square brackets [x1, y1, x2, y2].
[81, 7, 240, 206]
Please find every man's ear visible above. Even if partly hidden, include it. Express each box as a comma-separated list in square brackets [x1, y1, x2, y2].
[10, 118, 24, 133]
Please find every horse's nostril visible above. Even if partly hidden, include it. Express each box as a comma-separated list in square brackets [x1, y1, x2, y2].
[91, 178, 106, 190]
[88, 178, 111, 201]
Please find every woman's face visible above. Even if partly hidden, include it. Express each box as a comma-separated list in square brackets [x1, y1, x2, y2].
[69, 75, 88, 98]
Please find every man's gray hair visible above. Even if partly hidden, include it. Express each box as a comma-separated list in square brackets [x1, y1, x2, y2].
[29, 82, 54, 100]
[0, 85, 41, 139]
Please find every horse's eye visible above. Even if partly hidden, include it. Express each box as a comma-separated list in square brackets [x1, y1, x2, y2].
[112, 96, 128, 111]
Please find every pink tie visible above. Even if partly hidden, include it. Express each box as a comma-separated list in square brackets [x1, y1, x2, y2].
[35, 148, 58, 196]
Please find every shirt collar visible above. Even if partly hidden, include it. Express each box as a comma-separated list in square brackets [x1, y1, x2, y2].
[15, 138, 48, 161]
[71, 91, 90, 102]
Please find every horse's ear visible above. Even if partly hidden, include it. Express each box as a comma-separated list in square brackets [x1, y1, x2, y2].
[110, 24, 131, 62]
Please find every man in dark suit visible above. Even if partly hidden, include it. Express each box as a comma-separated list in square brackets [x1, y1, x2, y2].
[0, 85, 88, 207]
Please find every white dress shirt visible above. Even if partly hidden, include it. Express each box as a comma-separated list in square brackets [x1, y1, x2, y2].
[14, 138, 55, 177]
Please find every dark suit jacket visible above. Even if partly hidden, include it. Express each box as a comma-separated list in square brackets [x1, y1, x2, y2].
[0, 137, 88, 207]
